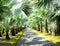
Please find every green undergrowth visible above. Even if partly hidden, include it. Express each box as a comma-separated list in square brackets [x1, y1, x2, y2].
[31, 29, 60, 46]
[0, 29, 25, 46]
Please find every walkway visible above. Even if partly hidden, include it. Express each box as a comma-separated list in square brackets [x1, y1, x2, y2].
[15, 28, 57, 46]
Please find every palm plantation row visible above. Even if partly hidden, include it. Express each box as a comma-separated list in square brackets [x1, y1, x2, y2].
[25, 0, 60, 35]
[0, 0, 27, 40]
[0, 0, 60, 40]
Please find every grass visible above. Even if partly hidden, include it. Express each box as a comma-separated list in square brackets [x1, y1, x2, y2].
[31, 29, 60, 46]
[0, 29, 25, 46]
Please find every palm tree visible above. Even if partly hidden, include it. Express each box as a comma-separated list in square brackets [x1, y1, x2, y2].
[10, 16, 17, 36]
[0, 23, 3, 37]
[52, 10, 60, 35]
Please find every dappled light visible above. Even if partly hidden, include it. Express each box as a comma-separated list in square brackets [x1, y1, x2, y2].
[0, 0, 60, 46]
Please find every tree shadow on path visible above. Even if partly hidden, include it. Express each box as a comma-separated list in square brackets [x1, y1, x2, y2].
[15, 28, 57, 46]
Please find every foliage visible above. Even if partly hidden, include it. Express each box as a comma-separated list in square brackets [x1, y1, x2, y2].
[0, 0, 60, 44]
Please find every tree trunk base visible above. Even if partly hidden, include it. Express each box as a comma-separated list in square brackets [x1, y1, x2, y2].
[6, 33, 10, 40]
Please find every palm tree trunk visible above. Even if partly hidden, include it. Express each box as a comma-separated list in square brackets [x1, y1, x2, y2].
[40, 21, 42, 32]
[11, 28, 16, 36]
[0, 31, 2, 37]
[56, 16, 60, 35]
[6, 29, 10, 40]
[15, 26, 18, 34]
[2, 28, 4, 34]
[37, 23, 40, 31]
[45, 19, 48, 33]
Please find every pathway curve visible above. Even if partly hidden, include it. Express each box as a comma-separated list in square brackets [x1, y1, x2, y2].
[15, 28, 57, 46]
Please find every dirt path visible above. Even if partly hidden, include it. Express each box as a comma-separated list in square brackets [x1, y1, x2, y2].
[15, 28, 57, 46]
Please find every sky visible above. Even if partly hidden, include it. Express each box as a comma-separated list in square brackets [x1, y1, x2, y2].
[17, 0, 22, 2]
